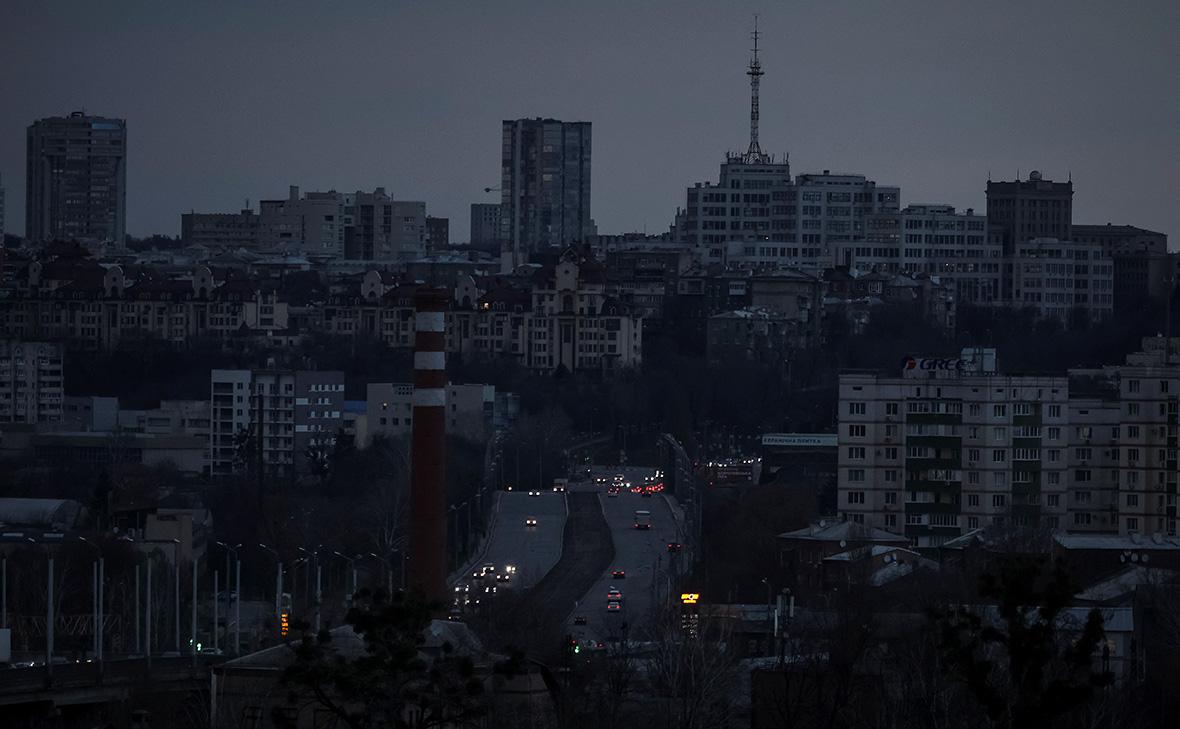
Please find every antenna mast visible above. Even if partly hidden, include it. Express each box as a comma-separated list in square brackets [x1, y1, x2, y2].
[744, 15, 770, 164]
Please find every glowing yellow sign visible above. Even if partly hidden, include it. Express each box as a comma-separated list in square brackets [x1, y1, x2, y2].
[280, 611, 290, 637]
[680, 593, 700, 604]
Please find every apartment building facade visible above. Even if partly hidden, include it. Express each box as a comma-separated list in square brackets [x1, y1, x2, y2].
[838, 342, 1180, 545]
[0, 340, 64, 424]
[500, 118, 593, 270]
[676, 163, 901, 270]
[210, 369, 344, 478]
[838, 358, 1069, 547]
[26, 112, 127, 245]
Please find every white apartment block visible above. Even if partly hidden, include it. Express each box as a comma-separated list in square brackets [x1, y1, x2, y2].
[210, 369, 344, 478]
[676, 161, 899, 269]
[839, 341, 1180, 545]
[366, 382, 496, 445]
[1011, 238, 1114, 323]
[0, 340, 64, 424]
[858, 204, 1003, 306]
[839, 353, 1070, 547]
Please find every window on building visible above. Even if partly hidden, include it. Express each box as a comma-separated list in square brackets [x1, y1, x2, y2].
[993, 494, 1006, 507]
[993, 404, 1007, 417]
[848, 424, 866, 437]
[885, 491, 898, 504]
[847, 491, 865, 504]
[848, 469, 865, 482]
[848, 402, 866, 415]
[847, 446, 865, 459]
[885, 402, 899, 416]
[967, 494, 980, 507]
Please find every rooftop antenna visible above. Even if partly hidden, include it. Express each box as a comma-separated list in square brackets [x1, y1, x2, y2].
[744, 15, 770, 164]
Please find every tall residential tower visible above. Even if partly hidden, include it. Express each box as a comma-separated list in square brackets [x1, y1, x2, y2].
[26, 111, 127, 245]
[499, 118, 593, 271]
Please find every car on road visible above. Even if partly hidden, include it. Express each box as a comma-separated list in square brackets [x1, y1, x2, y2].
[605, 600, 622, 612]
[525, 517, 538, 527]
[633, 510, 652, 530]
[641, 490, 652, 498]
[606, 587, 623, 601]
[611, 569, 626, 579]
[528, 490, 541, 497]
[573, 615, 587, 626]
[667, 542, 683, 553]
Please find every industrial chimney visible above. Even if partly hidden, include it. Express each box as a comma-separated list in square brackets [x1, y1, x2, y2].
[407, 287, 450, 604]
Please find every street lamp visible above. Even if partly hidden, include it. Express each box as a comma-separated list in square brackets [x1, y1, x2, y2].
[26, 537, 55, 681]
[333, 551, 362, 603]
[216, 542, 241, 655]
[298, 545, 324, 633]
[78, 536, 104, 661]
[258, 543, 283, 642]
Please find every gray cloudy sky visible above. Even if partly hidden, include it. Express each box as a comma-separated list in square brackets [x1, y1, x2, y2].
[2, 0, 1178, 243]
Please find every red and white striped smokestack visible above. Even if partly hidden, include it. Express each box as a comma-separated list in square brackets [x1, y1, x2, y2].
[407, 287, 450, 604]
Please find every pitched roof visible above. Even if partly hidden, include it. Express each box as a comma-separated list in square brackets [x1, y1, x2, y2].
[779, 520, 909, 543]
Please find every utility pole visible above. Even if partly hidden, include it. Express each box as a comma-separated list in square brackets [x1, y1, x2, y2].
[235, 558, 241, 655]
[191, 558, 199, 667]
[212, 569, 219, 654]
[145, 558, 152, 670]
[46, 556, 54, 683]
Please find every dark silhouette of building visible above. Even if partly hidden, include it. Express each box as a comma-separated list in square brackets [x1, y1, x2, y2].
[499, 118, 592, 271]
[985, 170, 1073, 254]
[26, 111, 127, 245]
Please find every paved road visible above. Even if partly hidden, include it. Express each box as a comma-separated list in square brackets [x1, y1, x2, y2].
[522, 492, 613, 625]
[472, 491, 568, 591]
[570, 488, 682, 645]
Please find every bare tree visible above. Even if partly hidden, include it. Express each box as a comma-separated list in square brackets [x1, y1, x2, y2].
[645, 606, 743, 729]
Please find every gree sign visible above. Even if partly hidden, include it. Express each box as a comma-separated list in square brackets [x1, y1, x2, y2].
[901, 355, 967, 374]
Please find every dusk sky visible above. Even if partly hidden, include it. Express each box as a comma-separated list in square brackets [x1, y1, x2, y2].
[2, 0, 1177, 243]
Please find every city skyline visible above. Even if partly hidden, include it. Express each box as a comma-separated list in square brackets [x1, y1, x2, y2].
[0, 1, 1177, 244]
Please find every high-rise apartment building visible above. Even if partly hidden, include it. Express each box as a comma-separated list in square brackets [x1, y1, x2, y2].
[426, 216, 449, 251]
[838, 341, 1180, 545]
[255, 186, 426, 260]
[0, 340, 64, 424]
[259, 186, 345, 257]
[858, 205, 1001, 305]
[1010, 238, 1114, 323]
[499, 118, 593, 270]
[26, 112, 127, 244]
[210, 368, 344, 478]
[0, 172, 6, 238]
[838, 352, 1070, 547]
[1072, 224, 1173, 312]
[985, 171, 1073, 254]
[470, 203, 501, 252]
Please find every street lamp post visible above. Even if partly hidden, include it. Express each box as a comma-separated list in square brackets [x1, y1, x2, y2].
[333, 552, 361, 605]
[298, 545, 324, 633]
[216, 542, 241, 655]
[78, 537, 104, 661]
[172, 539, 181, 653]
[259, 544, 283, 642]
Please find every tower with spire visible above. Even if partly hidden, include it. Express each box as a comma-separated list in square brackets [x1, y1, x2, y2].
[743, 15, 771, 164]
